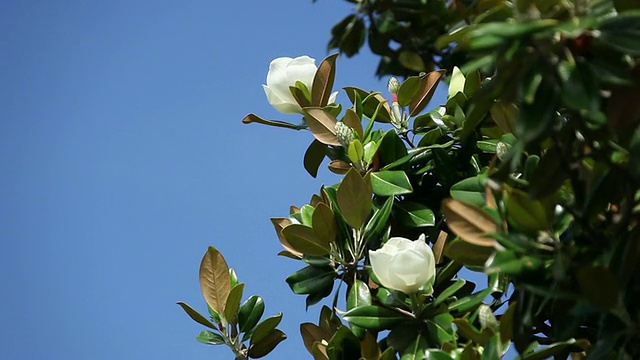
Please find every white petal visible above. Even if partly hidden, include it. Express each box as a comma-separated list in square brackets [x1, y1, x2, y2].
[286, 56, 317, 90]
[328, 91, 338, 105]
[369, 249, 394, 289]
[263, 85, 301, 114]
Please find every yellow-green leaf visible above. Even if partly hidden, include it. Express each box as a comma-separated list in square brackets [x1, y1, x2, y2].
[224, 283, 244, 325]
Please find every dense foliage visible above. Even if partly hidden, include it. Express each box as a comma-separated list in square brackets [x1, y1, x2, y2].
[179, 0, 640, 358]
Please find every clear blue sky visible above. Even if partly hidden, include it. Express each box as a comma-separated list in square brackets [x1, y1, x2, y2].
[0, 1, 395, 359]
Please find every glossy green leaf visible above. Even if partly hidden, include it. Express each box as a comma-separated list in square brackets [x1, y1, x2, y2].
[377, 130, 409, 167]
[326, 326, 361, 359]
[449, 287, 493, 313]
[304, 140, 327, 178]
[343, 87, 392, 123]
[248, 329, 287, 359]
[485, 250, 544, 276]
[337, 168, 372, 229]
[397, 76, 421, 107]
[282, 224, 330, 256]
[401, 333, 428, 360]
[371, 170, 413, 196]
[196, 330, 225, 345]
[250, 313, 283, 345]
[343, 305, 405, 330]
[434, 279, 467, 306]
[364, 195, 394, 241]
[424, 349, 455, 360]
[176, 301, 217, 329]
[450, 176, 487, 207]
[448, 66, 466, 99]
[239, 295, 265, 333]
[224, 283, 244, 325]
[395, 200, 435, 227]
[347, 280, 372, 310]
[286, 266, 336, 295]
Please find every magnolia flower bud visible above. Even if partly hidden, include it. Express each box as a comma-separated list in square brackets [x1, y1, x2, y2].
[335, 121, 355, 149]
[262, 56, 338, 114]
[369, 234, 436, 294]
[387, 77, 400, 95]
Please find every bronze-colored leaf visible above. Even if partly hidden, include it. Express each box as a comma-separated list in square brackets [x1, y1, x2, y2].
[312, 203, 338, 245]
[409, 70, 446, 116]
[328, 160, 352, 174]
[490, 102, 518, 134]
[337, 168, 373, 229]
[310, 194, 324, 207]
[300, 323, 330, 354]
[282, 224, 331, 256]
[311, 340, 330, 360]
[433, 231, 448, 264]
[499, 301, 517, 344]
[241, 113, 300, 130]
[199, 246, 231, 317]
[312, 53, 339, 107]
[303, 108, 341, 146]
[442, 199, 499, 247]
[360, 331, 381, 360]
[342, 108, 363, 138]
[270, 217, 302, 256]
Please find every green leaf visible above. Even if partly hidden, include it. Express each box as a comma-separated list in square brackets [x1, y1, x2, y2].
[312, 203, 338, 245]
[251, 313, 283, 345]
[397, 76, 421, 107]
[399, 50, 425, 72]
[450, 176, 487, 207]
[239, 295, 265, 333]
[371, 170, 413, 196]
[248, 329, 287, 359]
[424, 349, 455, 360]
[312, 53, 339, 107]
[433, 279, 467, 306]
[442, 199, 499, 247]
[344, 87, 392, 123]
[504, 188, 552, 231]
[409, 70, 446, 116]
[286, 266, 336, 295]
[282, 224, 330, 256]
[199, 246, 231, 317]
[326, 326, 362, 359]
[485, 250, 544, 276]
[337, 168, 372, 229]
[427, 313, 456, 345]
[444, 238, 495, 268]
[196, 330, 225, 345]
[448, 66, 466, 99]
[598, 13, 640, 55]
[377, 130, 409, 168]
[224, 283, 245, 325]
[448, 287, 493, 313]
[176, 301, 217, 329]
[395, 200, 435, 227]
[343, 305, 405, 330]
[304, 140, 327, 178]
[401, 334, 428, 360]
[363, 196, 394, 240]
[347, 280, 372, 310]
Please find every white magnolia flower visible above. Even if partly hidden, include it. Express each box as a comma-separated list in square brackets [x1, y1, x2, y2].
[369, 234, 436, 294]
[263, 56, 337, 114]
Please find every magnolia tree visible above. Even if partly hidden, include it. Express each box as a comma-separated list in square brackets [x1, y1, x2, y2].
[179, 0, 640, 359]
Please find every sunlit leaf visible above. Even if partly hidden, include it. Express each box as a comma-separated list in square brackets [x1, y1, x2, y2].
[337, 168, 372, 229]
[241, 113, 302, 130]
[282, 224, 331, 256]
[224, 283, 245, 325]
[303, 108, 341, 146]
[176, 301, 217, 329]
[343, 305, 405, 330]
[199, 246, 231, 317]
[239, 295, 265, 333]
[442, 199, 499, 247]
[370, 170, 413, 196]
[312, 53, 339, 107]
[196, 330, 225, 345]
